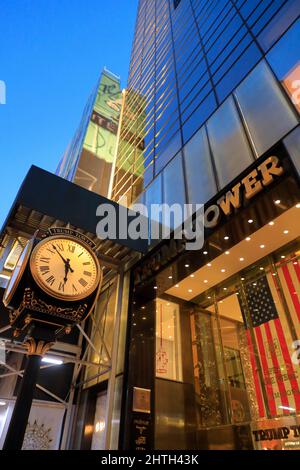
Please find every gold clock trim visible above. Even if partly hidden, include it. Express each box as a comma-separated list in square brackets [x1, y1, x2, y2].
[3, 239, 34, 307]
[29, 235, 102, 302]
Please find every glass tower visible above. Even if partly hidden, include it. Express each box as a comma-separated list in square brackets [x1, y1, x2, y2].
[57, 68, 122, 198]
[111, 0, 300, 207]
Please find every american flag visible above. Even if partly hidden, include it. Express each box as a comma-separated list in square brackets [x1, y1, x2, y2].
[239, 259, 300, 418]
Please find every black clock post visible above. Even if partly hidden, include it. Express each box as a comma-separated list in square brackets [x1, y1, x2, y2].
[3, 324, 55, 450]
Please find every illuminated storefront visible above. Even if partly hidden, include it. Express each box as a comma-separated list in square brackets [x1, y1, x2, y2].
[121, 144, 300, 450]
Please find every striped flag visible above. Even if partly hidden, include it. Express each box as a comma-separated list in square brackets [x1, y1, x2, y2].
[239, 261, 300, 418]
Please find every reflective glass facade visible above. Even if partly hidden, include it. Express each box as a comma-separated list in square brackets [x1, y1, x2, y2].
[112, 0, 300, 206]
[57, 68, 122, 198]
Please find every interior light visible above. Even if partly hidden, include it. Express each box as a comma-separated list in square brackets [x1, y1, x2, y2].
[175, 284, 179, 288]
[154, 286, 158, 289]
[188, 289, 193, 293]
[204, 280, 208, 283]
[296, 203, 300, 209]
[241, 277, 245, 281]
[207, 263, 212, 267]
[185, 264, 190, 268]
[278, 405, 295, 412]
[275, 199, 281, 205]
[269, 221, 274, 226]
[248, 219, 253, 224]
[133, 323, 137, 326]
[207, 296, 211, 299]
[167, 303, 170, 306]
[203, 251, 208, 255]
[281, 255, 285, 259]
[246, 237, 251, 241]
[221, 269, 226, 273]
[260, 244, 265, 249]
[225, 251, 230, 255]
[284, 230, 289, 234]
[168, 276, 172, 279]
[294, 262, 298, 265]
[0, 401, 6, 406]
[42, 357, 63, 365]
[260, 267, 264, 271]
[253, 283, 257, 286]
[239, 257, 245, 262]
[142, 317, 147, 320]
[272, 273, 277, 276]
[223, 287, 227, 291]
[224, 236, 229, 240]
[141, 306, 146, 310]
[190, 274, 195, 278]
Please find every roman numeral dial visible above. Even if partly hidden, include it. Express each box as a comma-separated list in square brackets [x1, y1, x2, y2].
[30, 235, 101, 301]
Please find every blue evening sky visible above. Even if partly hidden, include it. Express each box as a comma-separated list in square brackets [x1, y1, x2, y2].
[0, 0, 138, 227]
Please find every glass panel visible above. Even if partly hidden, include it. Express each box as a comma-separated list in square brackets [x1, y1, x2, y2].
[162, 152, 186, 208]
[215, 42, 262, 103]
[284, 126, 300, 177]
[267, 17, 300, 113]
[182, 91, 217, 144]
[206, 95, 254, 188]
[156, 299, 183, 381]
[183, 125, 217, 205]
[257, 0, 300, 52]
[234, 61, 298, 156]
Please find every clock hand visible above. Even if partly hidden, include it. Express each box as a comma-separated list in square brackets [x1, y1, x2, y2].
[52, 245, 74, 273]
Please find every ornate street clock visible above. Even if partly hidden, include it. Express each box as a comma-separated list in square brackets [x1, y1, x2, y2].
[3, 228, 102, 338]
[29, 235, 101, 302]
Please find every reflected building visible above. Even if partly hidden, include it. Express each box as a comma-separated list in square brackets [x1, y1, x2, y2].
[57, 68, 122, 198]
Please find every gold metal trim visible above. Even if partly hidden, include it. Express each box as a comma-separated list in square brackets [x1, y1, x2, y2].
[29, 234, 102, 302]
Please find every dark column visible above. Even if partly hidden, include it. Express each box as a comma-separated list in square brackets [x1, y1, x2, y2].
[3, 353, 42, 450]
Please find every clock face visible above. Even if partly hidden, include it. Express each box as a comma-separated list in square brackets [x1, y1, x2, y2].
[3, 239, 34, 307]
[30, 236, 101, 301]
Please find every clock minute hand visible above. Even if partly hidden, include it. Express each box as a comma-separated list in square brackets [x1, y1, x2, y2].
[52, 245, 74, 273]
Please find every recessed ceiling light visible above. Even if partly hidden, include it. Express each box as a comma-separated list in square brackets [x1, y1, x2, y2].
[236, 292, 239, 295]
[175, 284, 179, 288]
[269, 221, 274, 226]
[248, 219, 253, 224]
[225, 251, 230, 255]
[253, 283, 257, 286]
[167, 303, 170, 306]
[142, 317, 147, 320]
[42, 357, 63, 365]
[207, 296, 211, 299]
[169, 336, 172, 339]
[203, 251, 208, 255]
[188, 289, 193, 293]
[154, 286, 158, 289]
[221, 269, 226, 273]
[296, 203, 300, 208]
[185, 264, 190, 268]
[275, 199, 281, 205]
[141, 306, 146, 309]
[224, 236, 229, 240]
[281, 255, 285, 259]
[219, 300, 223, 304]
[246, 237, 251, 241]
[241, 277, 245, 281]
[260, 244, 265, 249]
[207, 263, 212, 267]
[260, 267, 264, 271]
[223, 287, 227, 291]
[294, 262, 298, 265]
[168, 325, 171, 328]
[204, 280, 208, 283]
[0, 401, 6, 406]
[272, 273, 277, 276]
[240, 257, 245, 261]
[190, 274, 195, 278]
[168, 276, 172, 279]
[284, 230, 289, 234]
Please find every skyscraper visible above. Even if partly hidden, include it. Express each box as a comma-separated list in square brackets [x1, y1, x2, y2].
[57, 68, 122, 198]
[111, 0, 300, 208]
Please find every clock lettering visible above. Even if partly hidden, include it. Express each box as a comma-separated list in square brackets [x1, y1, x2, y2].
[45, 275, 55, 286]
[83, 271, 92, 277]
[68, 245, 75, 254]
[58, 282, 65, 292]
[79, 278, 88, 288]
[40, 265, 50, 275]
[40, 257, 50, 263]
